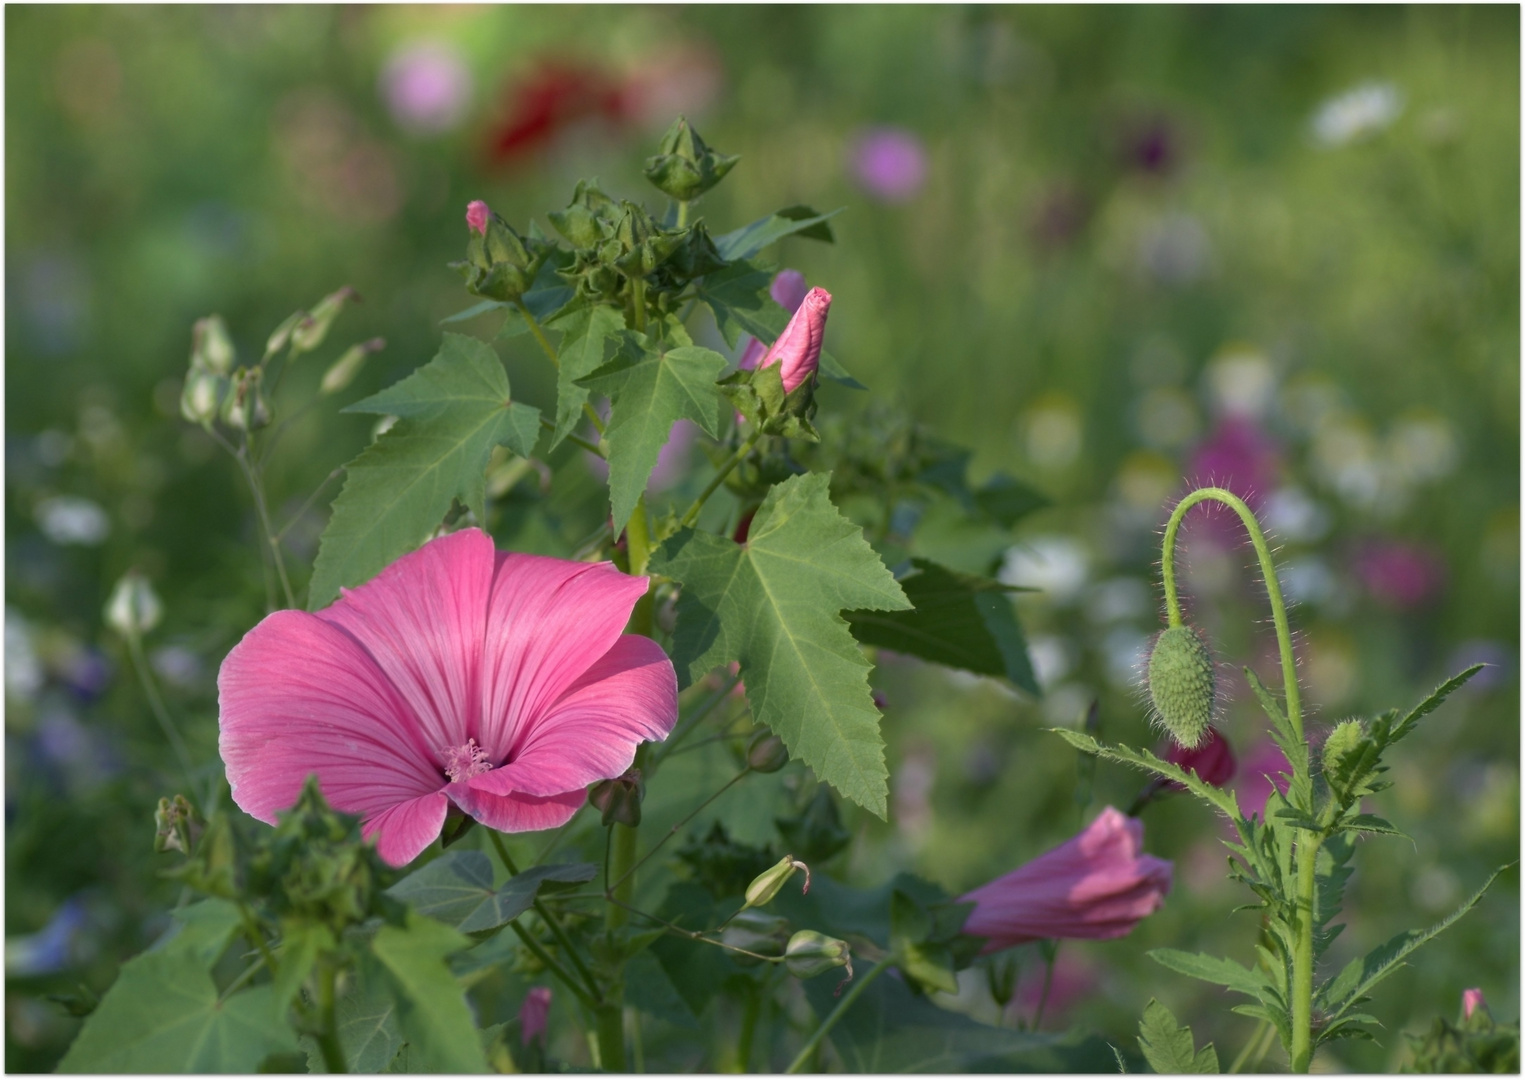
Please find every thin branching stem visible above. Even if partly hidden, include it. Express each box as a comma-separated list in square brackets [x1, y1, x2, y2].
[784, 955, 894, 1074]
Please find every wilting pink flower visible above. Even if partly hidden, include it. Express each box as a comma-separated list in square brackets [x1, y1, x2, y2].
[753, 287, 831, 393]
[1235, 741, 1292, 821]
[738, 270, 811, 371]
[1165, 726, 1236, 789]
[1463, 987, 1487, 1020]
[465, 199, 491, 236]
[520, 986, 552, 1045]
[848, 126, 928, 202]
[1354, 540, 1445, 610]
[218, 529, 678, 866]
[959, 806, 1173, 951]
[380, 42, 472, 135]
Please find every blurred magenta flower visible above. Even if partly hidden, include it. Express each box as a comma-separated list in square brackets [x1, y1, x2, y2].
[1165, 726, 1236, 789]
[1012, 949, 1098, 1027]
[848, 126, 928, 203]
[1354, 540, 1445, 610]
[1463, 987, 1487, 1020]
[585, 418, 699, 493]
[959, 806, 1173, 951]
[487, 61, 629, 165]
[1235, 741, 1292, 821]
[465, 199, 490, 236]
[755, 287, 832, 393]
[218, 529, 678, 866]
[520, 986, 552, 1045]
[380, 42, 472, 135]
[1187, 415, 1280, 506]
[738, 270, 810, 370]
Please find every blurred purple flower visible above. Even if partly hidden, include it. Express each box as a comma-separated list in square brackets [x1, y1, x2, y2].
[584, 419, 699, 493]
[6, 896, 89, 977]
[56, 645, 112, 703]
[1354, 541, 1445, 610]
[1235, 741, 1291, 821]
[739, 269, 810, 370]
[380, 42, 472, 135]
[1012, 949, 1098, 1027]
[1122, 116, 1181, 175]
[1445, 640, 1514, 693]
[520, 986, 551, 1046]
[1187, 416, 1280, 508]
[848, 126, 928, 203]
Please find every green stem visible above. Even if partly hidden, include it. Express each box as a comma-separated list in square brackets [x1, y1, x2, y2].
[1160, 487, 1301, 744]
[630, 277, 648, 334]
[648, 672, 745, 774]
[606, 822, 639, 931]
[238, 441, 298, 610]
[274, 468, 342, 544]
[610, 770, 749, 894]
[1228, 1019, 1271, 1074]
[315, 960, 346, 1073]
[785, 956, 894, 1074]
[487, 831, 601, 1004]
[1032, 942, 1058, 1029]
[540, 415, 604, 458]
[626, 496, 654, 578]
[595, 1003, 626, 1072]
[217, 955, 268, 1003]
[1290, 838, 1321, 1072]
[735, 979, 761, 1072]
[680, 431, 762, 529]
[676, 200, 691, 229]
[124, 631, 197, 793]
[515, 299, 559, 369]
[507, 919, 597, 1011]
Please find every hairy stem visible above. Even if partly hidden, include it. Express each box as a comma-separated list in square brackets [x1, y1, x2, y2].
[785, 955, 894, 1074]
[1290, 838, 1321, 1072]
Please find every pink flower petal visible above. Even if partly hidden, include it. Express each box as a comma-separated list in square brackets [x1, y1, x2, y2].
[478, 554, 649, 755]
[456, 785, 585, 834]
[318, 529, 495, 755]
[364, 792, 451, 866]
[472, 635, 677, 799]
[218, 610, 444, 827]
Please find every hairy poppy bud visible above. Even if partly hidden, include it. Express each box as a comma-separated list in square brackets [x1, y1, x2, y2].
[744, 854, 810, 909]
[1146, 625, 1216, 749]
[588, 768, 645, 828]
[746, 731, 789, 773]
[643, 116, 739, 202]
[784, 930, 852, 981]
[105, 570, 162, 638]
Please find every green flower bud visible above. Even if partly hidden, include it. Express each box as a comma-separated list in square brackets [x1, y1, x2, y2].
[221, 368, 271, 431]
[1146, 624, 1216, 749]
[457, 210, 550, 303]
[746, 731, 790, 773]
[784, 929, 852, 981]
[588, 769, 645, 828]
[321, 338, 386, 395]
[105, 570, 162, 638]
[721, 910, 790, 966]
[643, 116, 740, 202]
[154, 795, 200, 855]
[179, 368, 227, 428]
[290, 286, 360, 355]
[191, 315, 235, 376]
[744, 854, 810, 909]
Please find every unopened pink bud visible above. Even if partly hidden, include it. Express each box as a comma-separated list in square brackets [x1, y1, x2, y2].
[759, 287, 831, 393]
[520, 986, 551, 1046]
[1463, 987, 1486, 1019]
[466, 199, 491, 236]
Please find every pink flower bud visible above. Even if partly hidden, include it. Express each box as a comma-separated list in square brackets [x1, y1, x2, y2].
[739, 270, 810, 371]
[1164, 726, 1236, 789]
[758, 287, 831, 393]
[1463, 987, 1487, 1020]
[520, 986, 551, 1046]
[466, 199, 491, 236]
[959, 806, 1172, 952]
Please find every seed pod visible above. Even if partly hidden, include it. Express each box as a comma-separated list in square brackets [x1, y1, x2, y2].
[746, 731, 789, 774]
[744, 854, 810, 908]
[1146, 625, 1216, 749]
[784, 930, 852, 981]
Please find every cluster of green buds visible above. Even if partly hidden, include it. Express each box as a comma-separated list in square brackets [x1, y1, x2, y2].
[179, 315, 236, 428]
[246, 777, 403, 930]
[456, 201, 554, 304]
[153, 794, 202, 855]
[642, 115, 739, 202]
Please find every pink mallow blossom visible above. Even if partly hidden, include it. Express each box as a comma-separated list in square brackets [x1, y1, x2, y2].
[520, 986, 552, 1045]
[752, 286, 832, 394]
[466, 199, 491, 236]
[739, 270, 811, 370]
[218, 529, 678, 866]
[959, 806, 1173, 951]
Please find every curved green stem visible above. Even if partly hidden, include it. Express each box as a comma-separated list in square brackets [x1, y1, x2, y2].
[124, 631, 197, 793]
[515, 300, 559, 369]
[487, 831, 601, 1004]
[785, 956, 894, 1074]
[1161, 487, 1300, 742]
[609, 769, 749, 894]
[680, 431, 762, 529]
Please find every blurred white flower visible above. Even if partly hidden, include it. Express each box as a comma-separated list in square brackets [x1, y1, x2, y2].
[1024, 634, 1076, 689]
[1262, 486, 1331, 544]
[1084, 576, 1152, 625]
[1101, 627, 1150, 689]
[380, 42, 472, 135]
[1278, 555, 1338, 607]
[1137, 212, 1210, 285]
[1000, 537, 1089, 605]
[1206, 347, 1276, 418]
[1387, 413, 1459, 484]
[1041, 682, 1094, 727]
[1020, 397, 1083, 469]
[1311, 81, 1403, 147]
[36, 496, 110, 546]
[6, 609, 44, 702]
[1135, 387, 1200, 450]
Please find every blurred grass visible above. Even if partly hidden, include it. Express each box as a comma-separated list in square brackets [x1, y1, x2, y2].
[5, 5, 1517, 1072]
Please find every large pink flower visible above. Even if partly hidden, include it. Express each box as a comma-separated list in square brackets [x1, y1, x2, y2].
[217, 529, 677, 866]
[959, 806, 1172, 952]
